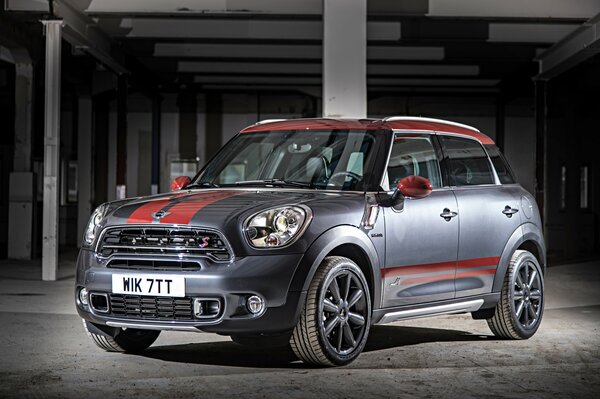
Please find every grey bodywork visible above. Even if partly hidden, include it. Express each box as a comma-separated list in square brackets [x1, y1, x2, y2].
[76, 130, 545, 335]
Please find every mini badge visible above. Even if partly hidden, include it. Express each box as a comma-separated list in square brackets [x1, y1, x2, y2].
[151, 210, 171, 221]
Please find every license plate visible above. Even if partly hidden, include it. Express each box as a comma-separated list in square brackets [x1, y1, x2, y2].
[112, 274, 185, 297]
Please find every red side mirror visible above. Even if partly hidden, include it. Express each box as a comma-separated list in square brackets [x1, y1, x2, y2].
[170, 176, 191, 191]
[397, 175, 433, 199]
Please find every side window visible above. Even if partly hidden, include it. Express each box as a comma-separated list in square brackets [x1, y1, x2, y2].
[441, 136, 495, 186]
[484, 145, 516, 184]
[387, 136, 442, 188]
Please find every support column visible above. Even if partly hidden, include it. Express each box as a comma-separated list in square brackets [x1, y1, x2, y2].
[8, 53, 35, 260]
[116, 75, 127, 199]
[151, 95, 162, 194]
[322, 0, 367, 118]
[41, 20, 63, 281]
[77, 95, 92, 244]
[535, 80, 547, 229]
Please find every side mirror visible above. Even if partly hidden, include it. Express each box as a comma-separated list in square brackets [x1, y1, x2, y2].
[398, 175, 433, 199]
[388, 175, 433, 207]
[170, 176, 191, 191]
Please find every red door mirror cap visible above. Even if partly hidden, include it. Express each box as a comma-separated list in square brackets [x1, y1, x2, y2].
[397, 175, 433, 199]
[170, 176, 192, 191]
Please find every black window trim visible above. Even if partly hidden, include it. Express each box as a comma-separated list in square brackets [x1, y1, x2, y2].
[484, 144, 517, 185]
[381, 131, 447, 192]
[436, 133, 500, 188]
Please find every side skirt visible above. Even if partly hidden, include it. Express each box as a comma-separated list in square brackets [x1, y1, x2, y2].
[372, 293, 500, 324]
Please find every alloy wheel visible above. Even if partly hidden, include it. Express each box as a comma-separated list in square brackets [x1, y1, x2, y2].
[318, 269, 368, 356]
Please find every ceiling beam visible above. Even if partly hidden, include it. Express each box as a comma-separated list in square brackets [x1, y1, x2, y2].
[536, 13, 600, 80]
[52, 0, 128, 74]
[428, 0, 600, 20]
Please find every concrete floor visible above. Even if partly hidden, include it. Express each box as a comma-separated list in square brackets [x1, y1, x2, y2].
[0, 257, 599, 398]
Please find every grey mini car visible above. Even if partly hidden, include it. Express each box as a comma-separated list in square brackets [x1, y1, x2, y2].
[76, 116, 545, 366]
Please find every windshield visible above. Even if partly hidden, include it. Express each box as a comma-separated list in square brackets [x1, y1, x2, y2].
[193, 129, 390, 191]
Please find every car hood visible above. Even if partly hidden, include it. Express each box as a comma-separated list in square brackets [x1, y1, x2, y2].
[103, 188, 368, 252]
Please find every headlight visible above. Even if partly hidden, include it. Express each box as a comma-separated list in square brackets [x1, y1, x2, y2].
[245, 206, 310, 248]
[82, 204, 108, 247]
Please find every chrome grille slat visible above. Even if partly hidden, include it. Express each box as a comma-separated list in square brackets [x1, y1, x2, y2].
[99, 226, 232, 267]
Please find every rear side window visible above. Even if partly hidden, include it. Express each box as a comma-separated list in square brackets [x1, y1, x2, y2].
[485, 145, 516, 184]
[440, 136, 495, 186]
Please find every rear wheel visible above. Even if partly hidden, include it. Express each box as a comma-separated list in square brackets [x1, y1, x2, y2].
[82, 319, 160, 352]
[487, 250, 544, 339]
[290, 256, 371, 366]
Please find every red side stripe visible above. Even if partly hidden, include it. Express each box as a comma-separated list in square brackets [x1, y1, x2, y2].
[158, 191, 241, 225]
[382, 256, 500, 279]
[457, 256, 500, 269]
[381, 261, 456, 279]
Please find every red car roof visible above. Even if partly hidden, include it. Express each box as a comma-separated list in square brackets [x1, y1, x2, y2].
[240, 117, 494, 145]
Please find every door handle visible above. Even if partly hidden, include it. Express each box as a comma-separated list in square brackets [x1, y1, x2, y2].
[440, 208, 458, 221]
[502, 205, 519, 218]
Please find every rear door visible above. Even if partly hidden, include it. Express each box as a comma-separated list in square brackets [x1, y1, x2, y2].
[382, 133, 459, 307]
[439, 135, 521, 298]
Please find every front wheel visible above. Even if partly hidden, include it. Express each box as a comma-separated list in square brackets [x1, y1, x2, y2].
[290, 256, 371, 366]
[82, 319, 161, 352]
[487, 250, 544, 339]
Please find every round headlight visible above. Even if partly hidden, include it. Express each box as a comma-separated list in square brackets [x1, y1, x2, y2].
[82, 204, 108, 247]
[245, 206, 310, 248]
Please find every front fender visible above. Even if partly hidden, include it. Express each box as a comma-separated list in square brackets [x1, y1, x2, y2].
[288, 225, 382, 308]
[492, 222, 546, 292]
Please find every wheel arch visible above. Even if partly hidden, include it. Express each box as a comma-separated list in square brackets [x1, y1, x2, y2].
[289, 225, 382, 309]
[492, 222, 546, 293]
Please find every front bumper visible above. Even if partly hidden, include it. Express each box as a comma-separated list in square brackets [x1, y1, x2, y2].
[75, 249, 307, 334]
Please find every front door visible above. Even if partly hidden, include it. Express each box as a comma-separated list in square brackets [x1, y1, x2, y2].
[382, 134, 459, 308]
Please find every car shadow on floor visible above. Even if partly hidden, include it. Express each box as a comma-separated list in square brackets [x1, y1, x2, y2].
[139, 325, 493, 368]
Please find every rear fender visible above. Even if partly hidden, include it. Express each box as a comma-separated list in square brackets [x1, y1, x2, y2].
[492, 222, 546, 293]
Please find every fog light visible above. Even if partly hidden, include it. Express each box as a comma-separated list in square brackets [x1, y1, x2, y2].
[79, 287, 89, 306]
[246, 295, 265, 315]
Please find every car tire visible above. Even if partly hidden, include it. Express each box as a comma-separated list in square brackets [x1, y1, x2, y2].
[487, 250, 544, 339]
[82, 319, 160, 352]
[290, 256, 371, 366]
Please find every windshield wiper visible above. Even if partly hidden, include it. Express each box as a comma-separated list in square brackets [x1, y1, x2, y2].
[233, 179, 315, 189]
[186, 181, 220, 189]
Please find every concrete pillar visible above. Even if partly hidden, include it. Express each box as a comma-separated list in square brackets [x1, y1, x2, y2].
[41, 20, 63, 281]
[116, 75, 127, 199]
[8, 51, 35, 260]
[151, 95, 162, 195]
[77, 96, 92, 244]
[322, 0, 367, 118]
